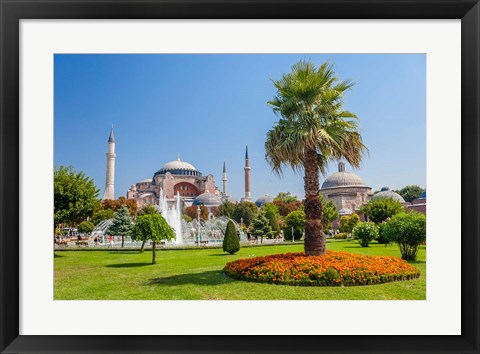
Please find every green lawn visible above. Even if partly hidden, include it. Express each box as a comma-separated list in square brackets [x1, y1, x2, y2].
[54, 241, 426, 300]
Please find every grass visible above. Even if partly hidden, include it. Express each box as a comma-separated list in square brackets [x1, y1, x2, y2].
[54, 240, 426, 300]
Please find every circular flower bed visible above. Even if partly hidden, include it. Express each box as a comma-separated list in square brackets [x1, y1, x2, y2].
[224, 251, 420, 286]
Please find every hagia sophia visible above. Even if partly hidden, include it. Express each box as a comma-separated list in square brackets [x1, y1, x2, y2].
[102, 127, 426, 217]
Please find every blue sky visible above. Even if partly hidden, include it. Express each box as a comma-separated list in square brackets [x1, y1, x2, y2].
[54, 54, 426, 200]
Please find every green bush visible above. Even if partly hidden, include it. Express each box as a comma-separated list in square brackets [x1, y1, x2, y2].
[284, 209, 305, 241]
[283, 227, 302, 241]
[352, 222, 379, 247]
[333, 233, 348, 240]
[376, 223, 390, 244]
[382, 212, 426, 261]
[223, 221, 240, 254]
[77, 221, 94, 234]
[360, 198, 403, 224]
[339, 214, 360, 234]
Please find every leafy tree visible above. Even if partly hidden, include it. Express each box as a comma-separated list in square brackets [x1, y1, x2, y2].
[77, 221, 94, 234]
[184, 205, 208, 221]
[360, 198, 404, 224]
[219, 200, 236, 218]
[210, 206, 221, 218]
[102, 197, 137, 217]
[118, 197, 138, 217]
[182, 214, 193, 223]
[262, 203, 281, 236]
[261, 202, 279, 216]
[398, 185, 424, 202]
[91, 209, 115, 226]
[272, 200, 303, 217]
[130, 214, 175, 264]
[284, 209, 306, 241]
[274, 192, 298, 203]
[266, 60, 367, 255]
[138, 204, 158, 216]
[137, 205, 159, 250]
[352, 222, 379, 247]
[382, 212, 426, 261]
[222, 220, 240, 254]
[320, 196, 339, 231]
[54, 165, 100, 227]
[232, 202, 258, 226]
[251, 212, 273, 244]
[283, 227, 302, 241]
[107, 206, 132, 248]
[339, 213, 360, 234]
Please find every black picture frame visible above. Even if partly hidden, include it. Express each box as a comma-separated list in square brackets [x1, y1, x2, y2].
[1, 0, 478, 353]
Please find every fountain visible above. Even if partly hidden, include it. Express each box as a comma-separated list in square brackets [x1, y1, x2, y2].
[157, 189, 183, 244]
[91, 219, 113, 243]
[157, 189, 243, 245]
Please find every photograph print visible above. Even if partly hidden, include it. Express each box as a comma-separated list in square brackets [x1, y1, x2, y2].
[54, 53, 426, 300]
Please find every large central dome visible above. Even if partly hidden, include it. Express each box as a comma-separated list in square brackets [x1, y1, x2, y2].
[154, 157, 201, 177]
[162, 158, 197, 171]
[321, 162, 366, 189]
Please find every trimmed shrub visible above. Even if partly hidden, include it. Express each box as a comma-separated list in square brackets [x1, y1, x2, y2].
[223, 221, 240, 254]
[352, 222, 379, 247]
[333, 233, 348, 240]
[382, 212, 426, 261]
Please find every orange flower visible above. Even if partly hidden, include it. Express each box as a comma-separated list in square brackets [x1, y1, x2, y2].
[223, 251, 420, 287]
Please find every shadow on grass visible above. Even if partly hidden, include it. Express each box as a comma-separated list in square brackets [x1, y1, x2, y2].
[54, 253, 63, 258]
[147, 270, 236, 286]
[106, 262, 152, 268]
[108, 250, 143, 255]
[208, 253, 233, 257]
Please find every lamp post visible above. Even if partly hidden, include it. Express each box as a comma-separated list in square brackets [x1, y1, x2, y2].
[197, 206, 201, 246]
[240, 217, 243, 241]
[292, 226, 295, 242]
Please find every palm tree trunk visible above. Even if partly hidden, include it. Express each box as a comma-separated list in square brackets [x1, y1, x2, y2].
[303, 148, 326, 256]
[152, 241, 156, 264]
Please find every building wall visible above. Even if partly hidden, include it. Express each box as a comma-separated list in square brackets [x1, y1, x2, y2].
[127, 171, 218, 207]
[319, 186, 373, 212]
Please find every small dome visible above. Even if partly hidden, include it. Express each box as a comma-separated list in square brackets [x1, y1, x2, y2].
[138, 178, 152, 183]
[139, 192, 155, 198]
[222, 195, 238, 204]
[321, 162, 366, 189]
[192, 193, 223, 207]
[255, 194, 274, 208]
[371, 187, 405, 203]
[338, 208, 353, 216]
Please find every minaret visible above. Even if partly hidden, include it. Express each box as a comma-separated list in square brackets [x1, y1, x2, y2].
[222, 161, 228, 196]
[103, 126, 115, 200]
[243, 146, 251, 201]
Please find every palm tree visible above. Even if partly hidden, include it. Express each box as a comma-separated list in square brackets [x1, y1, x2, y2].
[265, 60, 367, 256]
